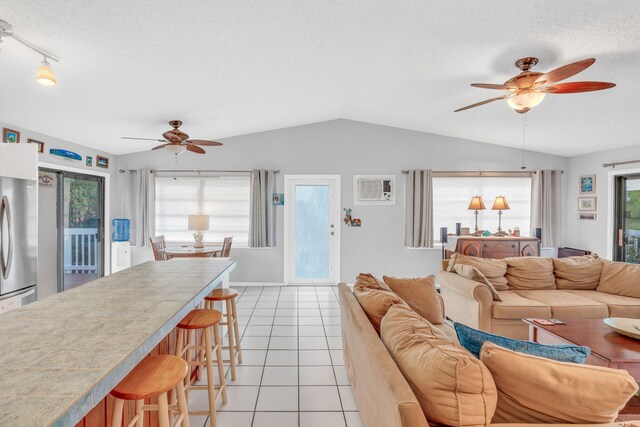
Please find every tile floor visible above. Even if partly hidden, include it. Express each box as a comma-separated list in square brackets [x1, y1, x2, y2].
[187, 285, 363, 427]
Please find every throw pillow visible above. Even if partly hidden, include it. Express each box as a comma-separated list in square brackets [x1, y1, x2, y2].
[553, 255, 603, 290]
[353, 285, 404, 333]
[452, 264, 503, 302]
[480, 342, 638, 424]
[447, 253, 508, 290]
[597, 260, 640, 299]
[381, 305, 497, 427]
[382, 275, 444, 324]
[354, 272, 391, 291]
[505, 257, 555, 290]
[454, 322, 590, 363]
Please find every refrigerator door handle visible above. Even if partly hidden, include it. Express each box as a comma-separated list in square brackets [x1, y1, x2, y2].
[0, 195, 13, 280]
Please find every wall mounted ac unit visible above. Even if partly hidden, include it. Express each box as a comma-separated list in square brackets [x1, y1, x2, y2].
[354, 175, 396, 205]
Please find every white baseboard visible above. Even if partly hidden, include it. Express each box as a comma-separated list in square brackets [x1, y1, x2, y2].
[230, 282, 284, 287]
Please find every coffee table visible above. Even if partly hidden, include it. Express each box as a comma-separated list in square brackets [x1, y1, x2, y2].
[524, 318, 640, 420]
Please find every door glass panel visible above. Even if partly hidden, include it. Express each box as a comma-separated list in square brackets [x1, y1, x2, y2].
[620, 177, 640, 264]
[63, 175, 102, 290]
[295, 185, 330, 280]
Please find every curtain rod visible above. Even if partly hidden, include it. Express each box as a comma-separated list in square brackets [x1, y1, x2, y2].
[401, 170, 563, 175]
[602, 160, 640, 168]
[149, 169, 280, 174]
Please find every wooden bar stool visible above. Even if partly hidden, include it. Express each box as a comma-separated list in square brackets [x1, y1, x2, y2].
[204, 288, 243, 380]
[175, 309, 227, 427]
[111, 355, 189, 427]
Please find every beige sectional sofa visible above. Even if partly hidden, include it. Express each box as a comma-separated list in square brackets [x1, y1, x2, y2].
[339, 283, 635, 427]
[439, 255, 640, 340]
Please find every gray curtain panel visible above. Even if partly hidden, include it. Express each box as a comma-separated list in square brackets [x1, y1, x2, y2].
[123, 169, 155, 247]
[531, 169, 562, 247]
[404, 169, 434, 248]
[249, 169, 277, 247]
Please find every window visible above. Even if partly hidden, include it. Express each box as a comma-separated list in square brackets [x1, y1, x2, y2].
[155, 175, 251, 244]
[433, 176, 532, 242]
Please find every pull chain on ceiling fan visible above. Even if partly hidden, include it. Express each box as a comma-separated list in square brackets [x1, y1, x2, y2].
[455, 57, 616, 114]
[521, 114, 527, 170]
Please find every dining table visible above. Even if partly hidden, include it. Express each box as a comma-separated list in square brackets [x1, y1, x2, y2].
[160, 244, 223, 258]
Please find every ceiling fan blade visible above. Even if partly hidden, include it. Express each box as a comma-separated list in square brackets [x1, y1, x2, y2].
[470, 83, 515, 90]
[186, 139, 223, 146]
[539, 81, 616, 94]
[152, 143, 170, 150]
[122, 137, 168, 142]
[186, 144, 206, 154]
[454, 95, 512, 112]
[535, 58, 596, 85]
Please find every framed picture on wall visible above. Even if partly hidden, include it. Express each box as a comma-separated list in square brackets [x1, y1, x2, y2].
[96, 156, 109, 168]
[27, 138, 45, 153]
[86, 156, 93, 167]
[3, 128, 20, 143]
[579, 175, 596, 194]
[578, 196, 597, 211]
[578, 212, 597, 220]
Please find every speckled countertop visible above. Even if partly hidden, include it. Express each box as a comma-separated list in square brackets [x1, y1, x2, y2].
[0, 258, 236, 427]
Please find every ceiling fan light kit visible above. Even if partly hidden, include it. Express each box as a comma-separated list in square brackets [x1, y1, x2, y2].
[0, 19, 60, 87]
[122, 120, 223, 155]
[455, 57, 615, 114]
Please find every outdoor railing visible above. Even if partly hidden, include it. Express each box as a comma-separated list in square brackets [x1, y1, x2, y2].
[63, 228, 99, 273]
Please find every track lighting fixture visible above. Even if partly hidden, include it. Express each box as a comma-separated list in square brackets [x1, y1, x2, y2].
[0, 19, 61, 87]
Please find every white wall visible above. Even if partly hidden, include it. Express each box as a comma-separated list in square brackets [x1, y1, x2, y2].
[564, 144, 640, 259]
[115, 119, 568, 283]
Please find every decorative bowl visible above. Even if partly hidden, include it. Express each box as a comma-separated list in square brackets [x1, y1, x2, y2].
[603, 317, 640, 340]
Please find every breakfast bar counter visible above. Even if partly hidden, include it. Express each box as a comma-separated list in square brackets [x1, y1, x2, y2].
[0, 258, 236, 426]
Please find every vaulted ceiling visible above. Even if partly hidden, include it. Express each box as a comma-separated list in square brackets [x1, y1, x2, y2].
[1, 1, 638, 156]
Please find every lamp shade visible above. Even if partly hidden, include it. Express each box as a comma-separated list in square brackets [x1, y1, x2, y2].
[468, 196, 486, 211]
[492, 196, 510, 211]
[36, 60, 56, 86]
[165, 144, 187, 155]
[188, 214, 210, 231]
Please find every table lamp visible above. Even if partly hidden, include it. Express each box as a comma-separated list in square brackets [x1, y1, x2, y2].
[492, 196, 510, 237]
[188, 214, 210, 248]
[467, 196, 486, 236]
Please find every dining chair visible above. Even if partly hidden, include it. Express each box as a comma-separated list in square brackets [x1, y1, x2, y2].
[211, 236, 233, 258]
[150, 235, 172, 261]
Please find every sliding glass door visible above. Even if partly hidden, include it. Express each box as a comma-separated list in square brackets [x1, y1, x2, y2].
[614, 174, 640, 263]
[41, 169, 105, 291]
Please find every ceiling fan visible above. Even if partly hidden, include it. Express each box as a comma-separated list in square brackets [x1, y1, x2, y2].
[122, 120, 222, 155]
[454, 57, 616, 114]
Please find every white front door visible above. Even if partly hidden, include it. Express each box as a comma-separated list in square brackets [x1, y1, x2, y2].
[284, 175, 340, 285]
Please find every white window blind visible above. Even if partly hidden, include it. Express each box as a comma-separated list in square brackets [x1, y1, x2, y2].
[433, 176, 532, 242]
[155, 175, 250, 244]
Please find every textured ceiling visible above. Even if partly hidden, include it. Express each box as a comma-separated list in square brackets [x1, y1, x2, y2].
[1, 1, 639, 156]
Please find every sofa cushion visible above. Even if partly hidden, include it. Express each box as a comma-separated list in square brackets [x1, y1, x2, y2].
[565, 290, 640, 318]
[448, 253, 508, 290]
[597, 260, 640, 299]
[492, 291, 552, 320]
[452, 264, 503, 301]
[354, 272, 391, 291]
[505, 257, 556, 290]
[553, 256, 603, 290]
[353, 286, 405, 333]
[383, 275, 444, 324]
[381, 305, 497, 427]
[454, 322, 590, 363]
[480, 342, 638, 424]
[513, 290, 609, 319]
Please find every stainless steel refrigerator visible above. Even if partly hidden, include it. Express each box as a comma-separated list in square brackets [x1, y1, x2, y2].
[0, 176, 37, 311]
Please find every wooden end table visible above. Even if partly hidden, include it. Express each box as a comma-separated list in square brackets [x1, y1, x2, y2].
[524, 318, 640, 420]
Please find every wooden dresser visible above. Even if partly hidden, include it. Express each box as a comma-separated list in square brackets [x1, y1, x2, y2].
[450, 236, 541, 259]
